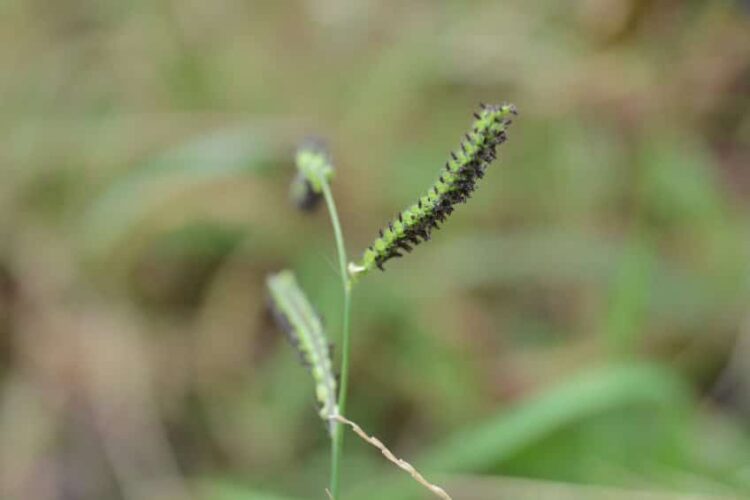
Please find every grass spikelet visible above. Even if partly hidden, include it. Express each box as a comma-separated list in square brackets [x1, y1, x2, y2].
[267, 270, 338, 432]
[349, 103, 517, 276]
[291, 138, 334, 211]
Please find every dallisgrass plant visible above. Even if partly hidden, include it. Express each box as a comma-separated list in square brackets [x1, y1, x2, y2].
[267, 103, 517, 499]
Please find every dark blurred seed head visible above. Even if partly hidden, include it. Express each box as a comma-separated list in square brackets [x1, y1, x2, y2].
[289, 171, 323, 212]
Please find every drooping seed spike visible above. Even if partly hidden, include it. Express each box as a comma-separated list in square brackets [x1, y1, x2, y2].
[267, 270, 338, 434]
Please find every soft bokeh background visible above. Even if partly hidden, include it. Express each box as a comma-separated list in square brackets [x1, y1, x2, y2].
[2, 1, 750, 499]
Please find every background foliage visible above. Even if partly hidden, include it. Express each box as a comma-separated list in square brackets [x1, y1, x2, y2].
[1, 1, 749, 499]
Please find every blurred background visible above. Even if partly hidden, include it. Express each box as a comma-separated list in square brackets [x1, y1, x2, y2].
[1, 0, 750, 499]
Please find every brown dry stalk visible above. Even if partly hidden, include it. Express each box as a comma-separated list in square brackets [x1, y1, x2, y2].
[330, 414, 452, 500]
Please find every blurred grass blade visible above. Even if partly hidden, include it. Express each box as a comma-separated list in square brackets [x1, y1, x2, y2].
[81, 124, 289, 257]
[351, 363, 692, 500]
[196, 478, 301, 500]
[423, 363, 691, 472]
[604, 240, 655, 355]
[442, 474, 732, 500]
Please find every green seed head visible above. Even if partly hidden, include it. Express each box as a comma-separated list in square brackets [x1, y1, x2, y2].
[349, 103, 517, 278]
[267, 270, 338, 431]
[291, 139, 334, 211]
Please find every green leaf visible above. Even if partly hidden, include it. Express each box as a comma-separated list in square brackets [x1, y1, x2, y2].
[351, 363, 692, 500]
[81, 125, 285, 257]
[423, 363, 690, 471]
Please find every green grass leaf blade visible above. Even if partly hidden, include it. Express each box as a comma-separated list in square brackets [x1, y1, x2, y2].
[195, 478, 302, 500]
[81, 125, 285, 257]
[423, 363, 691, 472]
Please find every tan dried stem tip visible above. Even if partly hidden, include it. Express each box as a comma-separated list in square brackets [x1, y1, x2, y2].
[330, 414, 452, 500]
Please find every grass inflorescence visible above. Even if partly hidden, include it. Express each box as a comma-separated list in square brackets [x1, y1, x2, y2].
[267, 270, 338, 432]
[275, 102, 517, 498]
[291, 138, 335, 211]
[350, 103, 517, 276]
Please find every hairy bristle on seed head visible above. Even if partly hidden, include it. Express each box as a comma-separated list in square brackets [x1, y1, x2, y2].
[267, 270, 338, 432]
[350, 103, 517, 277]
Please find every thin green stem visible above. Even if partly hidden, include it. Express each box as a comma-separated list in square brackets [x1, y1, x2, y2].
[320, 181, 352, 499]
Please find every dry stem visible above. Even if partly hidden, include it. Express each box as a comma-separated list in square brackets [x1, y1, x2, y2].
[330, 414, 451, 500]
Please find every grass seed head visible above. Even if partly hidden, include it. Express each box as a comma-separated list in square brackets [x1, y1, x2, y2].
[267, 270, 338, 432]
[291, 138, 335, 211]
[350, 103, 517, 277]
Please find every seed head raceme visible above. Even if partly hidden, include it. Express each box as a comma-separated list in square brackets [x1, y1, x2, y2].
[291, 139, 334, 212]
[349, 103, 517, 277]
[267, 270, 338, 432]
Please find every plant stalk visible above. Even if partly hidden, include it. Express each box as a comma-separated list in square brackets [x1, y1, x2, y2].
[321, 181, 352, 499]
